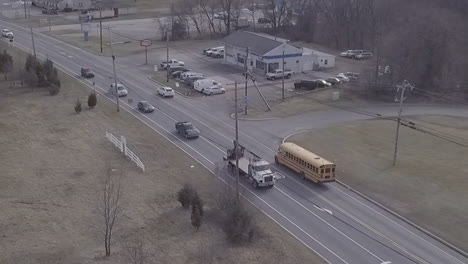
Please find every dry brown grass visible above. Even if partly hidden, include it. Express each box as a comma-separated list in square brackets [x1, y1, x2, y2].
[0, 48, 324, 263]
[288, 116, 468, 251]
[243, 88, 342, 119]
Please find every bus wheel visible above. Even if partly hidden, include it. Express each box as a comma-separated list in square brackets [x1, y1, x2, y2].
[300, 172, 306, 180]
[274, 156, 279, 164]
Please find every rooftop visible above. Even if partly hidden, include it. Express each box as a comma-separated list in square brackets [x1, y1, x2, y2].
[222, 30, 286, 55]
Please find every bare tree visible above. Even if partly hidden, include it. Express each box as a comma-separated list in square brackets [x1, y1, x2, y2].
[125, 235, 151, 264]
[199, 0, 219, 36]
[99, 167, 124, 257]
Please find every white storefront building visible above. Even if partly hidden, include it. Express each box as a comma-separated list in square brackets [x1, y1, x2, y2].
[222, 31, 335, 75]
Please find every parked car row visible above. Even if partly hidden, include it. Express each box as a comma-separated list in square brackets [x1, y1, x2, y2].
[203, 46, 224, 58]
[164, 60, 226, 96]
[340, 49, 373, 60]
[294, 72, 360, 90]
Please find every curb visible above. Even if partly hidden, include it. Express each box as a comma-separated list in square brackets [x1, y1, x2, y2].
[282, 129, 468, 259]
[229, 112, 280, 121]
[335, 180, 468, 259]
[281, 129, 315, 143]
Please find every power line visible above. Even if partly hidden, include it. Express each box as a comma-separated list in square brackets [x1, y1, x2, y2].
[290, 89, 468, 150]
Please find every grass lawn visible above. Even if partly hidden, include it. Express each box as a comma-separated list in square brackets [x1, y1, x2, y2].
[242, 88, 343, 119]
[287, 116, 468, 251]
[0, 43, 325, 263]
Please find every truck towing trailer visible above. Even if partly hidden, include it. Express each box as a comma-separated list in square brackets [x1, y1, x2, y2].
[223, 141, 276, 189]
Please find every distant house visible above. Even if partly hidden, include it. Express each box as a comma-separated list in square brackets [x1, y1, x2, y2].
[33, 0, 91, 10]
[221, 30, 335, 75]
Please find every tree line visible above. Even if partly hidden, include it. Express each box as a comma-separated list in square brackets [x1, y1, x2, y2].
[169, 0, 467, 97]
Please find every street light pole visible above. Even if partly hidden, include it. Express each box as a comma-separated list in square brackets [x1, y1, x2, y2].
[282, 44, 285, 102]
[26, 3, 36, 58]
[99, 7, 103, 53]
[108, 27, 119, 112]
[244, 47, 249, 115]
[166, 30, 169, 82]
[234, 81, 240, 201]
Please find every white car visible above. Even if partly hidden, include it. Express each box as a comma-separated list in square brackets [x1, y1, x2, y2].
[212, 49, 224, 58]
[180, 72, 203, 81]
[157, 86, 175, 98]
[1, 29, 13, 38]
[202, 86, 226, 95]
[315, 79, 332, 87]
[160, 59, 185, 69]
[336, 74, 350, 82]
[206, 46, 224, 57]
[110, 83, 128, 97]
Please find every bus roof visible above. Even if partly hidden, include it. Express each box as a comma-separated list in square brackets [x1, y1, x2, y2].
[279, 142, 335, 167]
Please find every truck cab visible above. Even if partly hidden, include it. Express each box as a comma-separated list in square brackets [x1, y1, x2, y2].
[224, 141, 276, 189]
[247, 159, 276, 188]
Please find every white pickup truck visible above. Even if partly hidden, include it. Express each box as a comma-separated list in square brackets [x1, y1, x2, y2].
[223, 141, 277, 189]
[266, 69, 293, 80]
[159, 59, 185, 70]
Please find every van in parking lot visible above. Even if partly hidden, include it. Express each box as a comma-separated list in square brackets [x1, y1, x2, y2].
[181, 72, 203, 81]
[193, 79, 222, 92]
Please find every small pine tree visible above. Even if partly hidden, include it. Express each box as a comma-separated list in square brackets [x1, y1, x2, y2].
[177, 184, 194, 209]
[74, 99, 82, 113]
[43, 59, 54, 80]
[35, 63, 47, 87]
[0, 50, 13, 80]
[88, 92, 97, 108]
[25, 54, 37, 72]
[191, 204, 202, 231]
[191, 192, 204, 217]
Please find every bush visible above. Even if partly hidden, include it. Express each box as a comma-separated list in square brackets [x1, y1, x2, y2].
[222, 202, 255, 244]
[48, 84, 60, 95]
[74, 99, 82, 113]
[191, 203, 202, 231]
[177, 184, 194, 209]
[191, 192, 204, 217]
[88, 92, 97, 108]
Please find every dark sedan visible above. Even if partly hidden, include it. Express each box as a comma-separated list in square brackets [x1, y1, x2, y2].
[137, 101, 155, 113]
[81, 67, 95, 78]
[294, 80, 318, 90]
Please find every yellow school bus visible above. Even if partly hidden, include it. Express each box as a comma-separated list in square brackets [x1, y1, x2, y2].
[275, 142, 336, 183]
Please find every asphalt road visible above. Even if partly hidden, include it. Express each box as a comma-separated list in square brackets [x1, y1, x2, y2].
[3, 20, 468, 264]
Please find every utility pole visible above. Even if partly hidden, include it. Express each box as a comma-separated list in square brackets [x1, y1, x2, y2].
[26, 3, 36, 58]
[23, 1, 27, 18]
[108, 27, 119, 112]
[393, 80, 414, 166]
[99, 7, 103, 53]
[234, 81, 240, 201]
[244, 47, 249, 115]
[281, 44, 285, 102]
[166, 30, 169, 82]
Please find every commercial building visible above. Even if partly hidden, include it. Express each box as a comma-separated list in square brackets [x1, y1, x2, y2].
[222, 31, 335, 75]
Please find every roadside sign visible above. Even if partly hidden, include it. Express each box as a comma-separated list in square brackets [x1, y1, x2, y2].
[140, 39, 152, 47]
[175, 82, 179, 87]
[154, 65, 158, 72]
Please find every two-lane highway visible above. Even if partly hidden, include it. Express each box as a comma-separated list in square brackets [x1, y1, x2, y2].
[4, 20, 468, 264]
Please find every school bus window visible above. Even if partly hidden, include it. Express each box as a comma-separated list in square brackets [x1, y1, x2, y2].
[332, 168, 335, 172]
[321, 169, 324, 173]
[325, 168, 330, 173]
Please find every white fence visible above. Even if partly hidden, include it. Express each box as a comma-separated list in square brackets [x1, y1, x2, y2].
[105, 132, 145, 172]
